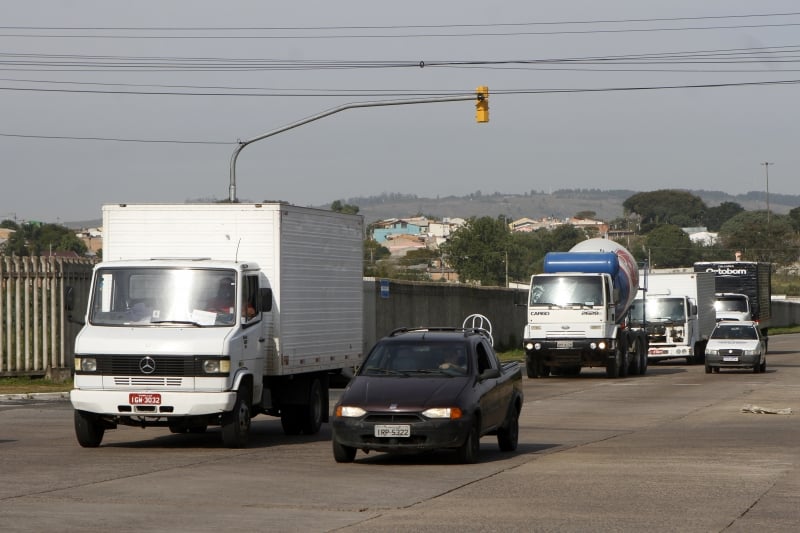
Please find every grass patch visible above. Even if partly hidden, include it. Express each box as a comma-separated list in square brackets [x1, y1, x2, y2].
[0, 376, 73, 395]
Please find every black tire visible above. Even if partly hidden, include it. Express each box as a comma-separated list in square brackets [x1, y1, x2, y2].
[74, 410, 104, 448]
[760, 357, 767, 373]
[753, 358, 760, 374]
[497, 406, 520, 452]
[619, 337, 630, 378]
[704, 362, 712, 374]
[332, 438, 357, 463]
[457, 419, 480, 464]
[300, 378, 324, 435]
[606, 344, 622, 379]
[526, 354, 550, 379]
[221, 386, 251, 448]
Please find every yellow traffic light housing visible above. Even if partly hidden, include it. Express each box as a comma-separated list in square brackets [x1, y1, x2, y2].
[475, 86, 489, 123]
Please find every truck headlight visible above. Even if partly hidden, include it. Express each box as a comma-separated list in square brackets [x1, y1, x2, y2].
[76, 357, 97, 372]
[202, 359, 231, 374]
[422, 407, 463, 419]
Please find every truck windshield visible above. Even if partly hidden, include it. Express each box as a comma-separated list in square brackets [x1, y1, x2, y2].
[629, 297, 685, 324]
[714, 298, 747, 313]
[529, 276, 603, 307]
[89, 267, 238, 327]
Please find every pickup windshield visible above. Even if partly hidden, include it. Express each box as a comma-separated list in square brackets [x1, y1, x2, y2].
[88, 267, 238, 327]
[529, 276, 603, 307]
[360, 342, 470, 376]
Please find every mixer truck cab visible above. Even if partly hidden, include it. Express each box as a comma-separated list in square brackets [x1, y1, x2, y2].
[523, 238, 648, 379]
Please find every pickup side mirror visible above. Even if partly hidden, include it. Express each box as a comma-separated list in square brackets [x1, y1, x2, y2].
[479, 368, 501, 381]
[259, 288, 273, 312]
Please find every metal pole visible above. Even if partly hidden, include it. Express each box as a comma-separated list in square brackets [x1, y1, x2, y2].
[761, 162, 773, 227]
[229, 94, 480, 202]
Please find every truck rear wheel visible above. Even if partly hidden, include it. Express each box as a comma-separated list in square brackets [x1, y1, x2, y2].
[300, 378, 324, 435]
[221, 385, 251, 448]
[74, 410, 105, 448]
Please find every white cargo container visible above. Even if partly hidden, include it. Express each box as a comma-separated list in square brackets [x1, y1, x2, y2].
[628, 270, 716, 364]
[70, 203, 363, 448]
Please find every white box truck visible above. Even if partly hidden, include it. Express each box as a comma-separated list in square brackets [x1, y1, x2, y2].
[69, 203, 363, 448]
[628, 270, 716, 364]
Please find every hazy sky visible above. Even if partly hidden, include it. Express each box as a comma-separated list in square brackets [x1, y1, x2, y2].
[2, 1, 798, 223]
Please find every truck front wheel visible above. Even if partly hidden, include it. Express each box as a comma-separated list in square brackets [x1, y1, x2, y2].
[221, 386, 251, 448]
[74, 410, 105, 448]
[525, 353, 550, 378]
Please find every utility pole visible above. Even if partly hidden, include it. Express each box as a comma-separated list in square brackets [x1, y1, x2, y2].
[761, 162, 773, 227]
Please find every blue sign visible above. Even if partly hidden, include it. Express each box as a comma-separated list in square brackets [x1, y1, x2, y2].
[380, 279, 390, 299]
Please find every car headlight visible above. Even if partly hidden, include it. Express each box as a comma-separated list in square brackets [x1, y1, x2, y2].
[336, 405, 366, 418]
[742, 349, 759, 356]
[705, 349, 718, 356]
[422, 407, 463, 419]
[202, 359, 231, 374]
[76, 357, 97, 372]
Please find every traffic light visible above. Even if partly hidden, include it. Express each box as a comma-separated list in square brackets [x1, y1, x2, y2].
[475, 86, 489, 123]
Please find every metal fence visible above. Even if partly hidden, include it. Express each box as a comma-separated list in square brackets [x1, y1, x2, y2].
[0, 256, 95, 376]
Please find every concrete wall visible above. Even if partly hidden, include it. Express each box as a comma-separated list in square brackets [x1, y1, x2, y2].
[364, 279, 528, 353]
[363, 279, 800, 355]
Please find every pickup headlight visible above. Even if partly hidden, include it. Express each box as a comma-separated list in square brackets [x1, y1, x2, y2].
[422, 407, 463, 419]
[336, 406, 366, 418]
[76, 357, 97, 372]
[202, 359, 231, 374]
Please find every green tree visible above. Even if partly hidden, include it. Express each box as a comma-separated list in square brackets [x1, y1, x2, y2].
[330, 200, 360, 215]
[719, 210, 797, 265]
[643, 224, 696, 268]
[0, 222, 87, 256]
[441, 216, 510, 286]
[788, 206, 800, 233]
[0, 219, 19, 230]
[623, 190, 707, 232]
[703, 201, 744, 231]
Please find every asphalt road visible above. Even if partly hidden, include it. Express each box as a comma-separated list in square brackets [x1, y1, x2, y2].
[1, 335, 798, 532]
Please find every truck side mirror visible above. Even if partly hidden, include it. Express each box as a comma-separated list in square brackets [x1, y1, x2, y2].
[691, 303, 698, 316]
[259, 288, 273, 312]
[612, 288, 620, 304]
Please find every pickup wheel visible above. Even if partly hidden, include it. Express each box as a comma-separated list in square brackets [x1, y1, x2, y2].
[497, 406, 520, 452]
[457, 419, 481, 464]
[332, 438, 357, 463]
[74, 410, 105, 448]
[221, 385, 251, 448]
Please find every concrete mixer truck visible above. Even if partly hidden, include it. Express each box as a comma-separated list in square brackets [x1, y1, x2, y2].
[522, 238, 648, 379]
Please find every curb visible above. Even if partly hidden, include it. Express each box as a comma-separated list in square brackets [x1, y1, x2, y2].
[0, 392, 70, 402]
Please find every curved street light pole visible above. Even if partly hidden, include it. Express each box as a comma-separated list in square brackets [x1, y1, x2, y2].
[229, 94, 481, 203]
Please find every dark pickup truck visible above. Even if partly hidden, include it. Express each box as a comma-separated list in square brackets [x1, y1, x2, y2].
[331, 316, 523, 464]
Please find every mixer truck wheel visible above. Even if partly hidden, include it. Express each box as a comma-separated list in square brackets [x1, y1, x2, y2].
[606, 338, 626, 379]
[526, 354, 550, 378]
[628, 336, 641, 376]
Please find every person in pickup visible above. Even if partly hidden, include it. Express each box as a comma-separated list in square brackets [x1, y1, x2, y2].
[438, 345, 467, 374]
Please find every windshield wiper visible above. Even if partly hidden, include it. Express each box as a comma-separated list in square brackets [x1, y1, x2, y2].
[150, 320, 203, 327]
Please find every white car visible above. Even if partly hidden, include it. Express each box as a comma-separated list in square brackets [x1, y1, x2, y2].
[704, 321, 766, 374]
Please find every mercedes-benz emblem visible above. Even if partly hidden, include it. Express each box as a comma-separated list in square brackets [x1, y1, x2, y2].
[139, 356, 156, 374]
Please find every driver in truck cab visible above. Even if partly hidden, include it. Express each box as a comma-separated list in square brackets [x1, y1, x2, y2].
[206, 278, 235, 314]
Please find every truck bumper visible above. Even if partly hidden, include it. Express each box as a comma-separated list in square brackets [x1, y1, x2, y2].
[70, 389, 237, 417]
[524, 338, 616, 367]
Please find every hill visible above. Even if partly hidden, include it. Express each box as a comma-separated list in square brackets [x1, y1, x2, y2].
[65, 189, 799, 229]
[328, 189, 799, 226]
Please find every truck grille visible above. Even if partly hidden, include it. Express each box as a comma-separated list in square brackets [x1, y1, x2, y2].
[92, 355, 203, 377]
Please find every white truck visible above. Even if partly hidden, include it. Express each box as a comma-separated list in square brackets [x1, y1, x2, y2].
[522, 238, 649, 379]
[69, 203, 363, 448]
[628, 270, 716, 365]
